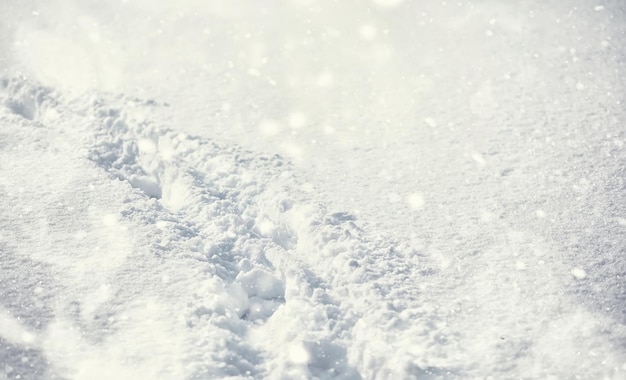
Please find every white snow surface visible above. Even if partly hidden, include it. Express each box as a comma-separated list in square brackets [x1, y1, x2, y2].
[1, 0, 626, 379]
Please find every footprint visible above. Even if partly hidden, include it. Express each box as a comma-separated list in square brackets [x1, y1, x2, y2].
[1, 78, 52, 120]
[235, 268, 285, 323]
[127, 174, 162, 199]
[324, 212, 356, 226]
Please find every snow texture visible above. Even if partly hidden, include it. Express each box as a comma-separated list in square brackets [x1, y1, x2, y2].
[1, 0, 626, 379]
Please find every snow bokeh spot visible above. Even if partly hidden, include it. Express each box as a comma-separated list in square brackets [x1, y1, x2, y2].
[371, 0, 405, 9]
[280, 142, 304, 160]
[424, 117, 437, 128]
[288, 112, 307, 129]
[359, 24, 378, 41]
[102, 213, 118, 227]
[316, 71, 334, 88]
[406, 193, 425, 211]
[571, 268, 587, 280]
[288, 342, 310, 365]
[471, 152, 486, 167]
[0, 307, 37, 346]
[258, 119, 282, 136]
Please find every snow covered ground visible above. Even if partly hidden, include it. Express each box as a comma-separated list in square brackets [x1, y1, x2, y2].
[1, 0, 625, 379]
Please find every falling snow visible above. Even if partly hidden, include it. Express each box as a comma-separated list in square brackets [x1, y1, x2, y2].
[1, 0, 625, 379]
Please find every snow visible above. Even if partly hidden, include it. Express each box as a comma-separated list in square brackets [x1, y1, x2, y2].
[1, 0, 626, 379]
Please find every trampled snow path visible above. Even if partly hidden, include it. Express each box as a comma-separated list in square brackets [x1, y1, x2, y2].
[1, 3, 626, 377]
[0, 78, 463, 379]
[2, 70, 626, 379]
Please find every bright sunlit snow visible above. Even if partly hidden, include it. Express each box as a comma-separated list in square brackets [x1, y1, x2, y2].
[1, 0, 625, 379]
